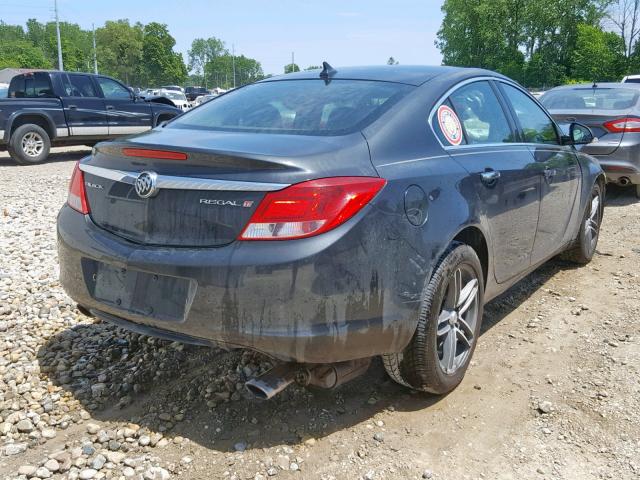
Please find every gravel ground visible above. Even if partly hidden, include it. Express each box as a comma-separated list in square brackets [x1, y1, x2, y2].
[0, 147, 638, 480]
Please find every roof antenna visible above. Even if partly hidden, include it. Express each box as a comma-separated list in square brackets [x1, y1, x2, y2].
[319, 61, 337, 84]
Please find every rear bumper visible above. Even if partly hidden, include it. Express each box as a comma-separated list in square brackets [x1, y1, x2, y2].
[594, 146, 640, 184]
[57, 205, 420, 363]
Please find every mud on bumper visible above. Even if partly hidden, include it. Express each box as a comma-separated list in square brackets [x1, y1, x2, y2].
[57, 205, 419, 363]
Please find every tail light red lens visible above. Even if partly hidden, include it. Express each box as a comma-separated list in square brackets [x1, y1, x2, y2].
[603, 117, 640, 133]
[67, 161, 90, 214]
[239, 177, 386, 240]
[122, 148, 188, 160]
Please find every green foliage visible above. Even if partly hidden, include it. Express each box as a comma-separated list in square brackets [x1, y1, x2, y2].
[205, 54, 264, 89]
[572, 24, 625, 82]
[96, 20, 144, 85]
[0, 18, 188, 87]
[188, 37, 225, 86]
[387, 57, 399, 65]
[437, 0, 617, 87]
[284, 63, 300, 74]
[140, 23, 187, 86]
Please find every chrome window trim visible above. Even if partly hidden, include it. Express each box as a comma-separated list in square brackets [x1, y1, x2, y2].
[427, 76, 563, 150]
[79, 163, 289, 192]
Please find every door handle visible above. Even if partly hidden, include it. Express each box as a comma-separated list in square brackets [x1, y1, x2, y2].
[68, 105, 77, 110]
[543, 167, 557, 181]
[480, 169, 501, 186]
[106, 105, 115, 110]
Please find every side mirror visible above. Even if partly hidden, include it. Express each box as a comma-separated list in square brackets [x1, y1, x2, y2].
[565, 122, 595, 145]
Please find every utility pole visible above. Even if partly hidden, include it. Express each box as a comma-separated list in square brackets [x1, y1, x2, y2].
[92, 23, 98, 74]
[232, 44, 236, 88]
[291, 51, 295, 71]
[54, 0, 64, 71]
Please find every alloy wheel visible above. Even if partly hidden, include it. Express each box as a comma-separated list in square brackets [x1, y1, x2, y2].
[21, 132, 44, 158]
[584, 194, 600, 253]
[436, 265, 480, 375]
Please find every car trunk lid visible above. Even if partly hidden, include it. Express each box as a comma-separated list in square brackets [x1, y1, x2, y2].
[82, 128, 376, 247]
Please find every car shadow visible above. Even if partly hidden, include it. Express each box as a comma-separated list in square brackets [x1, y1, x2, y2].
[603, 183, 638, 207]
[0, 147, 90, 166]
[37, 258, 578, 453]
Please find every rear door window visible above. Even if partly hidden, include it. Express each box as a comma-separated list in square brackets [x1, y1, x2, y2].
[434, 81, 514, 146]
[62, 74, 98, 97]
[501, 84, 559, 145]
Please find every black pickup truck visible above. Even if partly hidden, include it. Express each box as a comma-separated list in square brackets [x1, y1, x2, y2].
[0, 71, 181, 164]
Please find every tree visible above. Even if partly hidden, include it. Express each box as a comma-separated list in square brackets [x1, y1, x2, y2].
[188, 37, 225, 87]
[437, 0, 611, 87]
[387, 57, 399, 65]
[0, 39, 51, 69]
[96, 20, 144, 85]
[572, 24, 625, 81]
[607, 0, 640, 61]
[206, 53, 264, 89]
[140, 22, 187, 86]
[284, 63, 300, 73]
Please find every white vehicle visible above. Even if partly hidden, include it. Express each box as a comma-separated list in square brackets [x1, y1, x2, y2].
[0, 83, 8, 98]
[161, 85, 184, 93]
[622, 74, 640, 84]
[159, 89, 191, 111]
[194, 94, 217, 106]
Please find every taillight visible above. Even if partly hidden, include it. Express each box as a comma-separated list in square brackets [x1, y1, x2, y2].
[67, 161, 90, 214]
[239, 177, 386, 241]
[603, 117, 640, 133]
[122, 148, 188, 160]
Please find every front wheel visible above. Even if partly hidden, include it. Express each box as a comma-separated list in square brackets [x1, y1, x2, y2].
[8, 124, 51, 165]
[383, 243, 484, 394]
[561, 182, 603, 264]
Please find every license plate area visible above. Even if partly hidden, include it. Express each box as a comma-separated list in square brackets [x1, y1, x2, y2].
[82, 259, 196, 322]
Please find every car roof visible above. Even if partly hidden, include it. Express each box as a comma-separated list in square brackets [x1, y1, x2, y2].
[547, 82, 640, 91]
[260, 65, 504, 86]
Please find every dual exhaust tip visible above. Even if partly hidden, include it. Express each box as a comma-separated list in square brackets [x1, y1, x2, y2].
[245, 358, 371, 400]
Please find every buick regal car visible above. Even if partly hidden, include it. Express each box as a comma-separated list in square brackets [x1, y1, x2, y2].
[57, 64, 605, 399]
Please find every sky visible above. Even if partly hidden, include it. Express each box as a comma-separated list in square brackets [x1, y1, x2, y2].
[0, 0, 444, 76]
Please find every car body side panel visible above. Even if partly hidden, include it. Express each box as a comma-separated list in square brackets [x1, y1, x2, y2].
[0, 98, 66, 143]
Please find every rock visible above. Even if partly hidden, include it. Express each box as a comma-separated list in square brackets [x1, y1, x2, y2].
[41, 428, 57, 439]
[86, 423, 101, 434]
[17, 465, 37, 476]
[143, 466, 170, 480]
[16, 418, 34, 433]
[138, 434, 151, 447]
[364, 471, 375, 480]
[373, 432, 384, 442]
[267, 467, 278, 476]
[35, 466, 53, 478]
[44, 459, 60, 472]
[290, 462, 299, 471]
[90, 454, 106, 470]
[106, 451, 126, 464]
[122, 467, 136, 478]
[3, 442, 27, 455]
[422, 470, 434, 479]
[79, 469, 98, 480]
[537, 401, 553, 414]
[234, 441, 247, 452]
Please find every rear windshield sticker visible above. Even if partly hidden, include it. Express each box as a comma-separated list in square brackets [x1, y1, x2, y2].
[437, 105, 463, 146]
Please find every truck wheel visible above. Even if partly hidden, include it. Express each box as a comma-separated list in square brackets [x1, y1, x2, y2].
[8, 124, 51, 165]
[382, 242, 484, 394]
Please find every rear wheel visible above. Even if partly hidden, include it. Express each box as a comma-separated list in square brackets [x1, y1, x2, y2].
[383, 243, 484, 394]
[561, 182, 603, 264]
[8, 124, 51, 165]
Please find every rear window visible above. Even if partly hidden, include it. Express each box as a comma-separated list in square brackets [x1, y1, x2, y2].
[168, 79, 414, 135]
[541, 88, 639, 110]
[8, 73, 54, 98]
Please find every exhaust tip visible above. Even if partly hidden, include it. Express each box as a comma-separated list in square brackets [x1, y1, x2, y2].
[619, 176, 631, 186]
[245, 381, 272, 400]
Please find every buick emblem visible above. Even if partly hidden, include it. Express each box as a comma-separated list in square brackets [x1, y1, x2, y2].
[134, 171, 158, 198]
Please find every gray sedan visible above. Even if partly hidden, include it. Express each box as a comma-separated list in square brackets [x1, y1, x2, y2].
[541, 83, 640, 197]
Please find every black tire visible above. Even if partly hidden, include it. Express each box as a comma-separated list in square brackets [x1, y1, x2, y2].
[8, 124, 51, 165]
[383, 242, 485, 394]
[561, 182, 603, 264]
